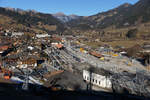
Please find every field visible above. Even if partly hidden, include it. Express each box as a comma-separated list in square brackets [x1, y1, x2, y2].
[84, 40, 150, 49]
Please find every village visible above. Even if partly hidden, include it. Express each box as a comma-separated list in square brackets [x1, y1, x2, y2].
[0, 28, 150, 97]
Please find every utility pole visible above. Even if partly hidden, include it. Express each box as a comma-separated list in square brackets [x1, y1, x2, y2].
[22, 69, 29, 91]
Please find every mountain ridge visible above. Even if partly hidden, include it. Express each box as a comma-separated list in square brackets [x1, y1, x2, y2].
[64, 0, 150, 40]
[1, 0, 150, 40]
[0, 7, 65, 34]
[52, 12, 81, 23]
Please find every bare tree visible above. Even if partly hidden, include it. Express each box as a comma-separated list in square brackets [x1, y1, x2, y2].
[126, 44, 142, 58]
[143, 53, 150, 66]
[88, 66, 95, 91]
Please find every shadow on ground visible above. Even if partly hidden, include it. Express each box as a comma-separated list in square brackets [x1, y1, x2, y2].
[0, 82, 149, 100]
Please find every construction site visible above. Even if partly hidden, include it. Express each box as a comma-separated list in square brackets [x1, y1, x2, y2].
[0, 31, 150, 99]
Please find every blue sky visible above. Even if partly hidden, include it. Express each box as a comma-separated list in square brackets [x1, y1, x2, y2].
[0, 0, 139, 16]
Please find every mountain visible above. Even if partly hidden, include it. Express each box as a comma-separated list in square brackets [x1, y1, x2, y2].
[68, 3, 133, 29]
[0, 7, 65, 34]
[70, 0, 150, 29]
[67, 0, 150, 40]
[53, 12, 81, 23]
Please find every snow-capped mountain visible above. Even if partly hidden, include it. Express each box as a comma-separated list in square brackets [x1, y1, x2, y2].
[53, 12, 80, 23]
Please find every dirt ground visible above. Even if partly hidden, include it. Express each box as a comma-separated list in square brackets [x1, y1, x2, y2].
[84, 40, 150, 48]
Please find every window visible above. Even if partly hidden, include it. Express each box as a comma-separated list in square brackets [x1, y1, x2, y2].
[85, 76, 86, 79]
[87, 77, 89, 80]
[93, 79, 94, 82]
[95, 80, 97, 83]
[99, 81, 101, 85]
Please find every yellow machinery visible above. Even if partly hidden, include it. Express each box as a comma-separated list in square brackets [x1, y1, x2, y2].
[100, 57, 105, 61]
[112, 54, 119, 57]
[80, 48, 84, 52]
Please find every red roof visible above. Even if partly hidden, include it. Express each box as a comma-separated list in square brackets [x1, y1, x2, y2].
[56, 44, 63, 49]
[89, 51, 102, 58]
[0, 46, 9, 51]
[52, 37, 62, 42]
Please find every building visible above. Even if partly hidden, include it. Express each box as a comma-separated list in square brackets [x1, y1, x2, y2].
[51, 43, 64, 49]
[11, 32, 24, 37]
[17, 57, 38, 69]
[51, 36, 62, 42]
[89, 51, 103, 58]
[0, 45, 9, 54]
[36, 34, 50, 38]
[142, 44, 150, 53]
[3, 58, 18, 68]
[83, 69, 112, 89]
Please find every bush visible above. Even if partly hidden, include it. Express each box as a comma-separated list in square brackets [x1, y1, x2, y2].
[126, 44, 142, 57]
[126, 29, 138, 39]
